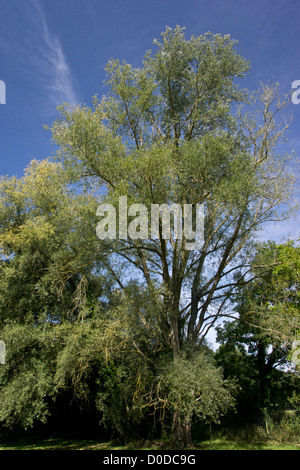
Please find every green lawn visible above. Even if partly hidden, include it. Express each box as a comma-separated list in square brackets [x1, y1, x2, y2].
[0, 437, 299, 450]
[200, 438, 299, 450]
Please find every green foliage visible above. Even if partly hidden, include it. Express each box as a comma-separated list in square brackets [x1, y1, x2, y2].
[215, 240, 300, 423]
[0, 324, 55, 429]
[230, 240, 300, 350]
[95, 358, 153, 442]
[47, 26, 296, 365]
[146, 351, 236, 428]
[0, 159, 111, 325]
[0, 315, 142, 432]
[253, 241, 300, 344]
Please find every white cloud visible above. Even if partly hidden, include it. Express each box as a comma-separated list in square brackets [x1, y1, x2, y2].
[259, 217, 300, 243]
[29, 0, 78, 108]
[6, 0, 79, 112]
[31, 0, 78, 107]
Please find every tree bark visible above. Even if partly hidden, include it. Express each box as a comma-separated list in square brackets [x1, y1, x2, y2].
[257, 340, 266, 408]
[170, 410, 193, 448]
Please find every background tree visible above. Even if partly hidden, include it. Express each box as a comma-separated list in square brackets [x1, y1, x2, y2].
[241, 241, 300, 345]
[0, 159, 111, 325]
[0, 160, 166, 439]
[215, 240, 300, 425]
[0, 159, 121, 435]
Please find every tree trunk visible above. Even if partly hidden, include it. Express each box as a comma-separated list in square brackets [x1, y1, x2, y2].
[168, 290, 194, 447]
[257, 340, 266, 408]
[170, 410, 193, 448]
[169, 291, 181, 357]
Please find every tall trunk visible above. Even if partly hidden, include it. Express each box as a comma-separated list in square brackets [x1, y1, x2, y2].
[170, 410, 193, 448]
[257, 340, 266, 408]
[168, 275, 194, 447]
[169, 291, 181, 357]
[168, 300, 194, 447]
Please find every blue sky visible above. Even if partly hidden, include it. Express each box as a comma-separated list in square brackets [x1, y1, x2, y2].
[0, 0, 299, 241]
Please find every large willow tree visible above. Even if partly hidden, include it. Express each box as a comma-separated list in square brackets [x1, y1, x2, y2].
[47, 26, 296, 446]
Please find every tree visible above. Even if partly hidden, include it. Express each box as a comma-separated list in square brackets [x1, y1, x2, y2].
[0, 159, 162, 439]
[241, 241, 300, 346]
[145, 349, 236, 444]
[0, 308, 149, 436]
[0, 159, 111, 326]
[216, 317, 294, 414]
[0, 159, 109, 432]
[46, 26, 296, 446]
[216, 240, 300, 423]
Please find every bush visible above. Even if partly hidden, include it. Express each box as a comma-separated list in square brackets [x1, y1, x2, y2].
[269, 412, 300, 443]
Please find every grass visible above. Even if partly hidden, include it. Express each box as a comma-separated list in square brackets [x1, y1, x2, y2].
[200, 438, 299, 450]
[0, 436, 299, 451]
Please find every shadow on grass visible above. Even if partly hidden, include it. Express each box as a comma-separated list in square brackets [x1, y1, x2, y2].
[0, 437, 299, 451]
[0, 437, 204, 451]
[0, 438, 99, 451]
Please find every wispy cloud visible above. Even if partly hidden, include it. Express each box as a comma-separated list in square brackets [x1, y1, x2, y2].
[259, 217, 300, 243]
[28, 0, 78, 109]
[0, 0, 79, 111]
